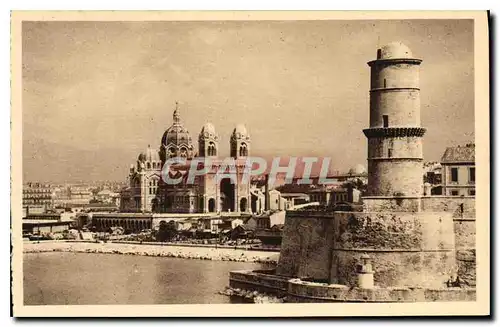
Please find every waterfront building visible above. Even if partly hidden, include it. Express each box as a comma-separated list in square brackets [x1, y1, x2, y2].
[23, 182, 55, 213]
[22, 220, 73, 235]
[441, 143, 475, 196]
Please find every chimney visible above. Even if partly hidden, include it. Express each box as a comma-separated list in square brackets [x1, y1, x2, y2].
[264, 174, 270, 211]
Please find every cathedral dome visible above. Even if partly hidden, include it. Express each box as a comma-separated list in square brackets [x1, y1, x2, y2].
[378, 42, 413, 60]
[161, 106, 194, 147]
[160, 104, 195, 160]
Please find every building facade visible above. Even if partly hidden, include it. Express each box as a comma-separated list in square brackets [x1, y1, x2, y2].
[52, 185, 93, 207]
[441, 143, 475, 196]
[120, 105, 252, 214]
[23, 183, 55, 209]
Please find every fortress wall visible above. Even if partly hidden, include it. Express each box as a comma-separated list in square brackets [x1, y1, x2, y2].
[276, 212, 335, 281]
[277, 209, 457, 289]
[420, 196, 475, 218]
[421, 196, 476, 285]
[331, 211, 456, 288]
[363, 196, 421, 212]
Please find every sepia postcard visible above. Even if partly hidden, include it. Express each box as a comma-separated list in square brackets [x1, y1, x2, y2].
[11, 10, 490, 317]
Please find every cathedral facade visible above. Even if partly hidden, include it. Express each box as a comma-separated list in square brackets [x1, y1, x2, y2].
[120, 106, 252, 214]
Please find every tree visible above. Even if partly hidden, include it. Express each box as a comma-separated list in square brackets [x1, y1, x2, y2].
[157, 220, 178, 242]
[341, 178, 367, 195]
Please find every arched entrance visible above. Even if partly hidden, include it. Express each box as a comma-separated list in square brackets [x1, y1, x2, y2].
[240, 197, 248, 212]
[208, 198, 216, 212]
[220, 178, 235, 212]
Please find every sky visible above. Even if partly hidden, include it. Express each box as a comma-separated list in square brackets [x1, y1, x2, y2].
[22, 19, 474, 183]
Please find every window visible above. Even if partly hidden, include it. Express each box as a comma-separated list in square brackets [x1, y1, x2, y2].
[388, 148, 392, 158]
[451, 168, 459, 183]
[383, 79, 387, 88]
[383, 115, 389, 128]
[469, 167, 475, 183]
[450, 190, 459, 196]
[469, 189, 476, 196]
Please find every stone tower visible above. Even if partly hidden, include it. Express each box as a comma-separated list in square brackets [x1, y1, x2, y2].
[230, 124, 251, 159]
[363, 42, 426, 197]
[198, 123, 219, 157]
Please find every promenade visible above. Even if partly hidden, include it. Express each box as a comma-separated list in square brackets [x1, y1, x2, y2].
[23, 241, 280, 264]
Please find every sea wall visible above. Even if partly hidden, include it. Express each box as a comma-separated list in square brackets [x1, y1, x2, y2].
[23, 241, 280, 264]
[229, 270, 476, 303]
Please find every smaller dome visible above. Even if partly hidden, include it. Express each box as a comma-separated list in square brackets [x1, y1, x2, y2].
[348, 164, 366, 175]
[200, 122, 216, 135]
[139, 145, 160, 162]
[232, 124, 250, 139]
[378, 42, 413, 60]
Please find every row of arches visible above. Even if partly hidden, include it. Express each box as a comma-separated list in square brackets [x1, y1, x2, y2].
[94, 218, 152, 232]
[206, 197, 248, 212]
[168, 147, 189, 158]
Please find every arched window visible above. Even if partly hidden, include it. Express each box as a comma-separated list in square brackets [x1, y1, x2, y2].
[208, 143, 217, 156]
[147, 162, 151, 169]
[239, 143, 248, 157]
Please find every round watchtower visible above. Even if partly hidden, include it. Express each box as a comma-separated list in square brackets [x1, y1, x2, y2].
[363, 42, 426, 197]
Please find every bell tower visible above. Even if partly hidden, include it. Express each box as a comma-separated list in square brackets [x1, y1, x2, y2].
[230, 124, 251, 159]
[198, 123, 219, 158]
[363, 42, 426, 197]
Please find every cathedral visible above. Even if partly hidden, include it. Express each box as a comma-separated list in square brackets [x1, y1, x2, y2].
[120, 105, 252, 214]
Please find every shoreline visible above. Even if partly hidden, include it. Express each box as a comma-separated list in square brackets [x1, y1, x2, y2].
[23, 241, 280, 264]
